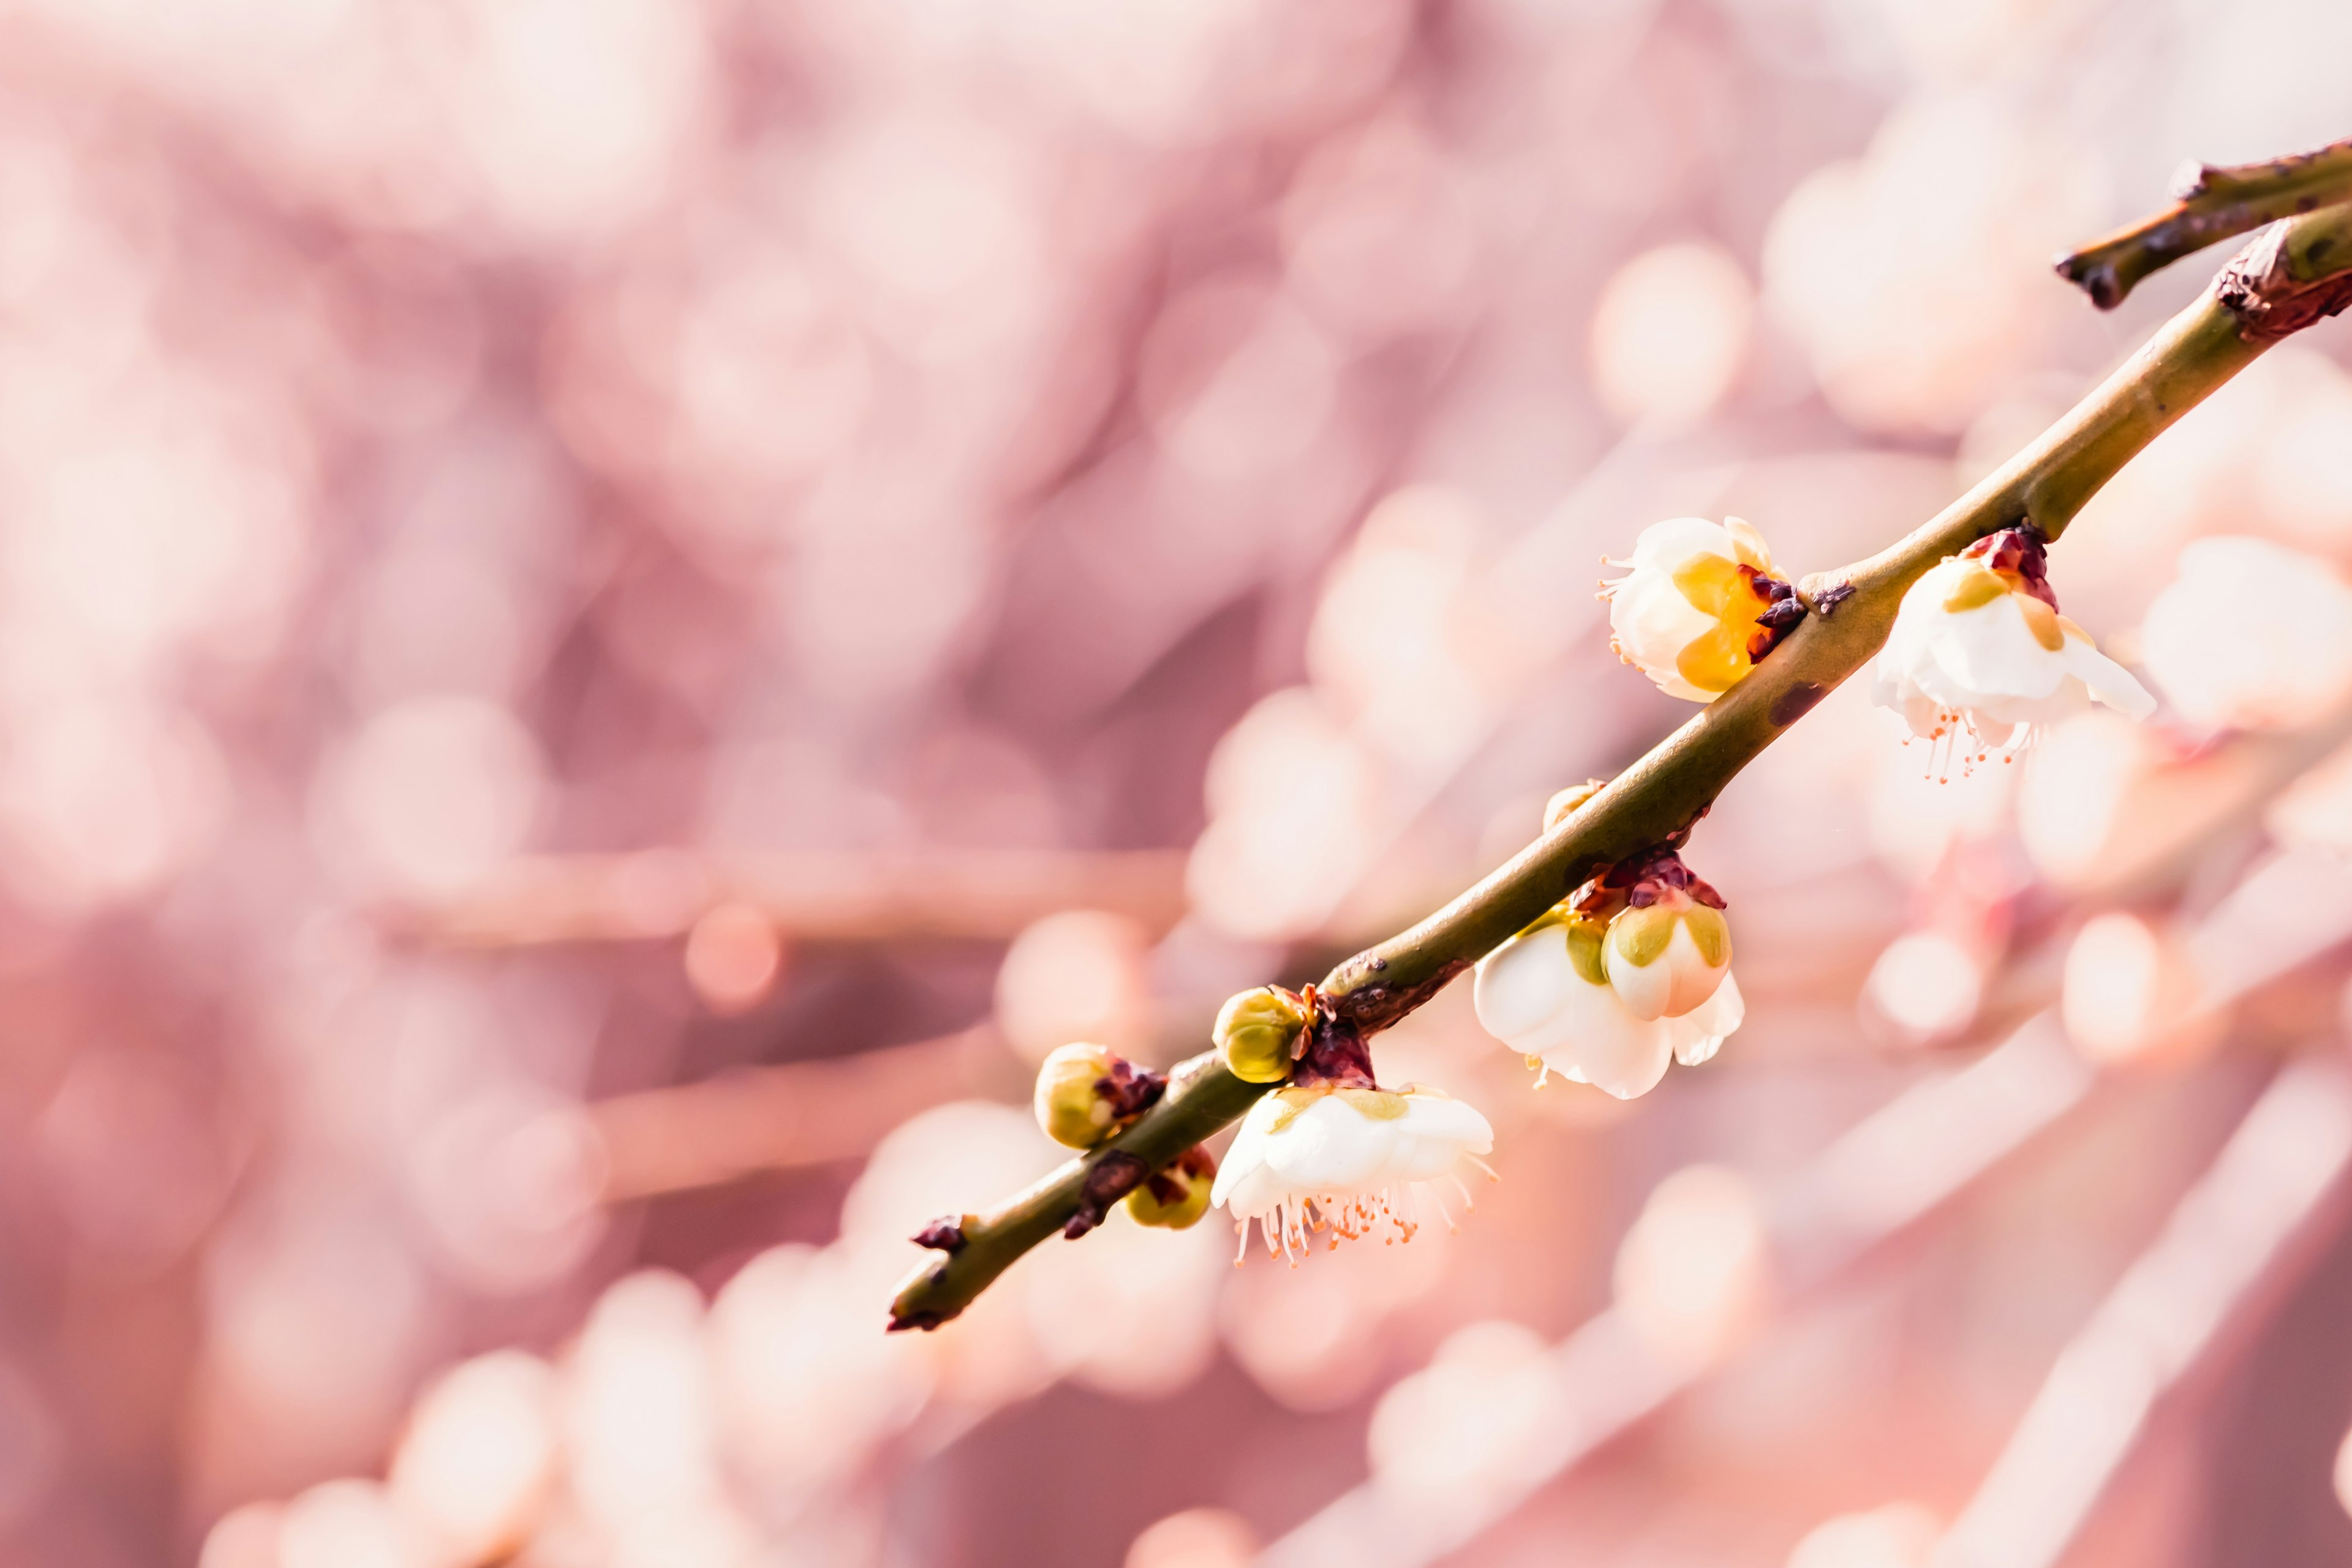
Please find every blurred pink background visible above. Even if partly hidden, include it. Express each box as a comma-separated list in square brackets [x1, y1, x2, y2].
[3, 0, 2352, 1564]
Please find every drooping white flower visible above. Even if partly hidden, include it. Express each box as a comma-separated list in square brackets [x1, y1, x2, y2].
[1474, 910, 1744, 1099]
[1604, 516, 1802, 702]
[1871, 526, 2152, 767]
[2140, 536, 2352, 732]
[1210, 1083, 1494, 1262]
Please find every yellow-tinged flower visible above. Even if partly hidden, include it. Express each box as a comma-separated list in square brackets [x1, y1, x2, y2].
[1604, 516, 1803, 701]
[1471, 844, 1741, 1098]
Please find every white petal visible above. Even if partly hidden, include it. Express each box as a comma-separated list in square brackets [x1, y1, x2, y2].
[1215, 1157, 1285, 1219]
[1928, 597, 2068, 702]
[1610, 569, 1719, 683]
[1604, 928, 1674, 1022]
[1262, 1096, 1397, 1192]
[1210, 1114, 1275, 1207]
[1396, 1093, 1494, 1158]
[1571, 1019, 1675, 1099]
[1626, 516, 1736, 571]
[2063, 637, 2156, 719]
[1668, 971, 1744, 1066]
[1530, 974, 1676, 1098]
[1473, 925, 1577, 1044]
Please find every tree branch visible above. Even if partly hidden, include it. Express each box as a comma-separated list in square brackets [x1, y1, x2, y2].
[888, 199, 2352, 1333]
[2055, 136, 2352, 309]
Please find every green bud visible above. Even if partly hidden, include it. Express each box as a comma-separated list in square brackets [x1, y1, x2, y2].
[1215, 986, 1308, 1084]
[1125, 1147, 1216, 1229]
[1033, 1042, 1155, 1150]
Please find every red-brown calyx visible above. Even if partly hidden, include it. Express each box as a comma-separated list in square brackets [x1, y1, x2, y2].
[1961, 524, 2058, 608]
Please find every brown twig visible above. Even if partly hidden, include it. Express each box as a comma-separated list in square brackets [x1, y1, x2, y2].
[2056, 136, 2352, 309]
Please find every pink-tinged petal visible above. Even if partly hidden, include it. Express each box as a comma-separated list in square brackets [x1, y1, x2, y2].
[1659, 921, 1731, 1018]
[1668, 972, 1744, 1066]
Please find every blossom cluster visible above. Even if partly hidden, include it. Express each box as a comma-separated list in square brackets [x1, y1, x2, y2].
[1009, 508, 2160, 1276]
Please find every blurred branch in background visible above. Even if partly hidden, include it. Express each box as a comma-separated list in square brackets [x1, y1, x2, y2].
[1263, 1017, 2100, 1568]
[590, 1027, 1019, 1202]
[388, 849, 1190, 948]
[1249, 699, 2352, 1564]
[1930, 1060, 2352, 1568]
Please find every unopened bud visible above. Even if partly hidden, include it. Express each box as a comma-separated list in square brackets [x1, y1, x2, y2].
[1215, 986, 1310, 1084]
[1033, 1043, 1165, 1150]
[1544, 780, 1607, 831]
[1125, 1147, 1216, 1229]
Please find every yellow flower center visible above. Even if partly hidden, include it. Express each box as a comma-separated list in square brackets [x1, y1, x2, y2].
[1940, 560, 2084, 653]
[1264, 1082, 1409, 1133]
[1669, 552, 1777, 694]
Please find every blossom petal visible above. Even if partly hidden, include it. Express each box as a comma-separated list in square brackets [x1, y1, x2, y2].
[1660, 920, 1731, 1017]
[1627, 516, 1736, 571]
[1395, 1094, 1494, 1170]
[1215, 1156, 1286, 1219]
[1926, 597, 2068, 703]
[1526, 972, 1676, 1097]
[1472, 924, 1577, 1045]
[1604, 928, 1675, 1021]
[1668, 971, 1744, 1065]
[1210, 1114, 1276, 1207]
[1262, 1096, 1398, 1191]
[2063, 637, 2156, 719]
[1570, 1019, 1675, 1099]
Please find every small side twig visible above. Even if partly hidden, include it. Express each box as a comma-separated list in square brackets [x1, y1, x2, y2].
[2056, 135, 2352, 309]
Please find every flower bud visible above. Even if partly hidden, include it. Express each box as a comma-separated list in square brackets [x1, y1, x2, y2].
[1603, 517, 1799, 703]
[1033, 1043, 1165, 1150]
[1215, 986, 1310, 1084]
[1604, 901, 1730, 1021]
[1544, 780, 1607, 831]
[1125, 1146, 1216, 1229]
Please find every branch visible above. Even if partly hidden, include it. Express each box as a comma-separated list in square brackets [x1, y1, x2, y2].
[887, 199, 2352, 1333]
[2055, 135, 2352, 309]
[389, 848, 1189, 948]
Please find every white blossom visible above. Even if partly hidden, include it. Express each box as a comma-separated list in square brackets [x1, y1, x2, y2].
[1474, 911, 1744, 1099]
[1604, 516, 1799, 702]
[1871, 527, 2151, 767]
[2140, 535, 2352, 731]
[1210, 1084, 1493, 1262]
